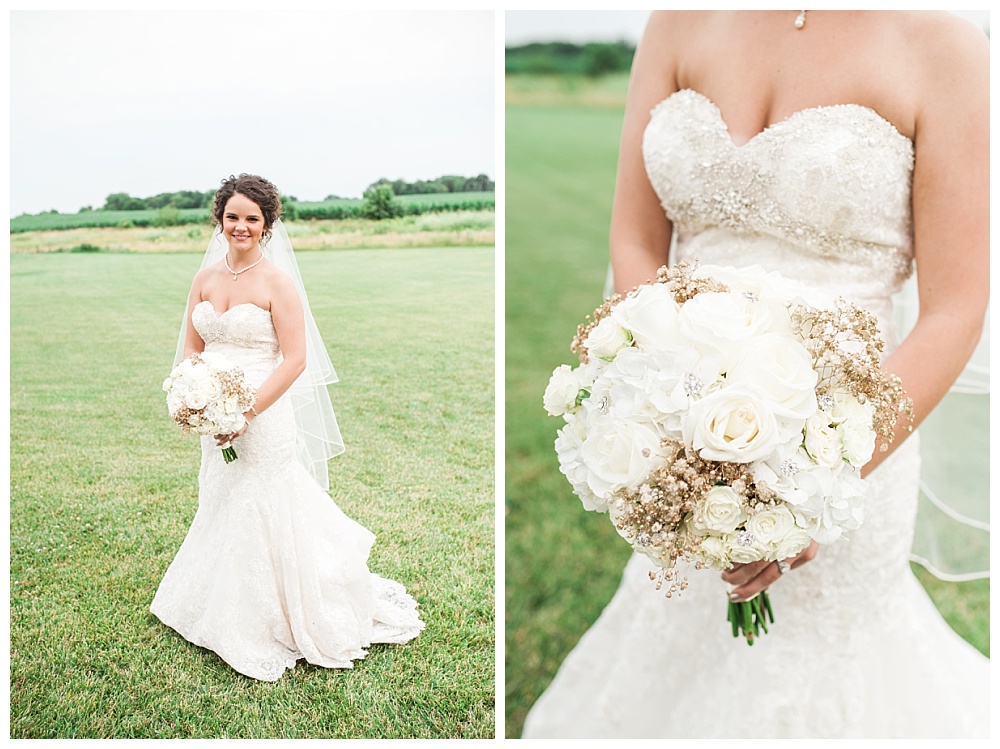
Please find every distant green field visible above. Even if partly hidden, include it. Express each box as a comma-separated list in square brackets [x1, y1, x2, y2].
[11, 193, 495, 233]
[10, 208, 211, 233]
[503, 94, 990, 738]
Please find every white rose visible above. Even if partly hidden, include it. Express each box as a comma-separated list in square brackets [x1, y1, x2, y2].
[837, 419, 876, 467]
[726, 333, 818, 431]
[544, 364, 585, 416]
[175, 358, 195, 377]
[826, 390, 874, 426]
[224, 395, 240, 414]
[683, 386, 780, 463]
[771, 525, 813, 561]
[744, 505, 796, 547]
[804, 414, 843, 468]
[186, 413, 201, 427]
[197, 375, 223, 401]
[678, 291, 777, 368]
[162, 377, 173, 392]
[184, 390, 208, 411]
[187, 362, 211, 385]
[610, 283, 685, 353]
[692, 485, 746, 534]
[584, 316, 632, 361]
[696, 534, 731, 570]
[580, 417, 664, 498]
[724, 532, 766, 564]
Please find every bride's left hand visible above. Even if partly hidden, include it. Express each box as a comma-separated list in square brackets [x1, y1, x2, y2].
[722, 541, 819, 602]
[214, 415, 251, 447]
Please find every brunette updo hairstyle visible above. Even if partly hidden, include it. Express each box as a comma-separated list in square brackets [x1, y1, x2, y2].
[211, 173, 283, 241]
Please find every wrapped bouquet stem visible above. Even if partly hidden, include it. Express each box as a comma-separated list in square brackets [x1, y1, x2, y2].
[164, 352, 257, 463]
[545, 261, 912, 644]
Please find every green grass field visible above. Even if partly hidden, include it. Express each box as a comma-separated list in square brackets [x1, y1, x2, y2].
[10, 247, 495, 738]
[503, 93, 989, 738]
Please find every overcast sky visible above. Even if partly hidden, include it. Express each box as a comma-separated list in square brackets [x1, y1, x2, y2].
[10, 10, 495, 215]
[505, 9, 989, 45]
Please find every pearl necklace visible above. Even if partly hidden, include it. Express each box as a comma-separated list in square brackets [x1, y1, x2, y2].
[224, 251, 264, 281]
[795, 10, 806, 29]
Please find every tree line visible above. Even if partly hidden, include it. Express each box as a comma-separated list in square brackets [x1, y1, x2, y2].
[93, 174, 494, 213]
[505, 40, 636, 77]
[363, 173, 494, 197]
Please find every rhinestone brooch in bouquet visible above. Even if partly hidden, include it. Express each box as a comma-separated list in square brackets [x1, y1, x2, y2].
[544, 261, 912, 644]
[164, 352, 257, 463]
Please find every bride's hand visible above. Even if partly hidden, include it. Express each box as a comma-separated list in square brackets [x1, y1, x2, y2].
[214, 414, 252, 447]
[722, 541, 819, 602]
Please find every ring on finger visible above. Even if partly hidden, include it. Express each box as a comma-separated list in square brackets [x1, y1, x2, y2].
[776, 559, 792, 575]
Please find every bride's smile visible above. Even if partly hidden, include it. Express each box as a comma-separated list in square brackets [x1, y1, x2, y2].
[221, 192, 265, 256]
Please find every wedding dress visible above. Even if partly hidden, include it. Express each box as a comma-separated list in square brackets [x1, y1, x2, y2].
[151, 300, 424, 682]
[522, 89, 988, 738]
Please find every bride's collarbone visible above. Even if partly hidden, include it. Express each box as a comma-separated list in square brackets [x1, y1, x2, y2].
[202, 282, 272, 316]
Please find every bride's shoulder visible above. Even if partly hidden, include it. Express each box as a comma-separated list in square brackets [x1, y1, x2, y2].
[260, 261, 301, 308]
[895, 10, 987, 40]
[641, 10, 711, 44]
[871, 12, 986, 127]
[903, 13, 987, 113]
[892, 11, 988, 68]
[191, 261, 224, 287]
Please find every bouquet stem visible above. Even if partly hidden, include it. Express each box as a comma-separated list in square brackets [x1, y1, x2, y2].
[220, 442, 239, 463]
[727, 591, 773, 645]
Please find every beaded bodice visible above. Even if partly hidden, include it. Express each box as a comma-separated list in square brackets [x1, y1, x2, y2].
[643, 89, 915, 345]
[192, 301, 280, 385]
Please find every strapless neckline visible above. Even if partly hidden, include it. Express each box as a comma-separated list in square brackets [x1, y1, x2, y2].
[641, 86, 915, 297]
[195, 300, 271, 319]
[652, 89, 913, 151]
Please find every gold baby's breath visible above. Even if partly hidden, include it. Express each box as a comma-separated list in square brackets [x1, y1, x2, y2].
[613, 440, 777, 597]
[789, 299, 914, 447]
[656, 260, 729, 304]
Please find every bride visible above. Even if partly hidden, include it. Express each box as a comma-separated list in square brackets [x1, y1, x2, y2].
[151, 173, 424, 681]
[522, 11, 987, 738]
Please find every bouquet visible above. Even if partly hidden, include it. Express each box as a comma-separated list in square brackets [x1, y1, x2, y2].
[544, 262, 912, 644]
[163, 351, 257, 463]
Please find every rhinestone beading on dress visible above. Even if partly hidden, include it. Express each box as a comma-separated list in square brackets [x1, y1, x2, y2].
[643, 89, 915, 294]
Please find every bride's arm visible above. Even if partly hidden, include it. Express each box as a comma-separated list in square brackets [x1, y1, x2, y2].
[249, 273, 308, 418]
[609, 11, 681, 294]
[863, 17, 988, 476]
[182, 270, 209, 358]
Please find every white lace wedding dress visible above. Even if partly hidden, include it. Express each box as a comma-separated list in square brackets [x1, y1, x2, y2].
[522, 89, 988, 738]
[151, 301, 424, 682]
